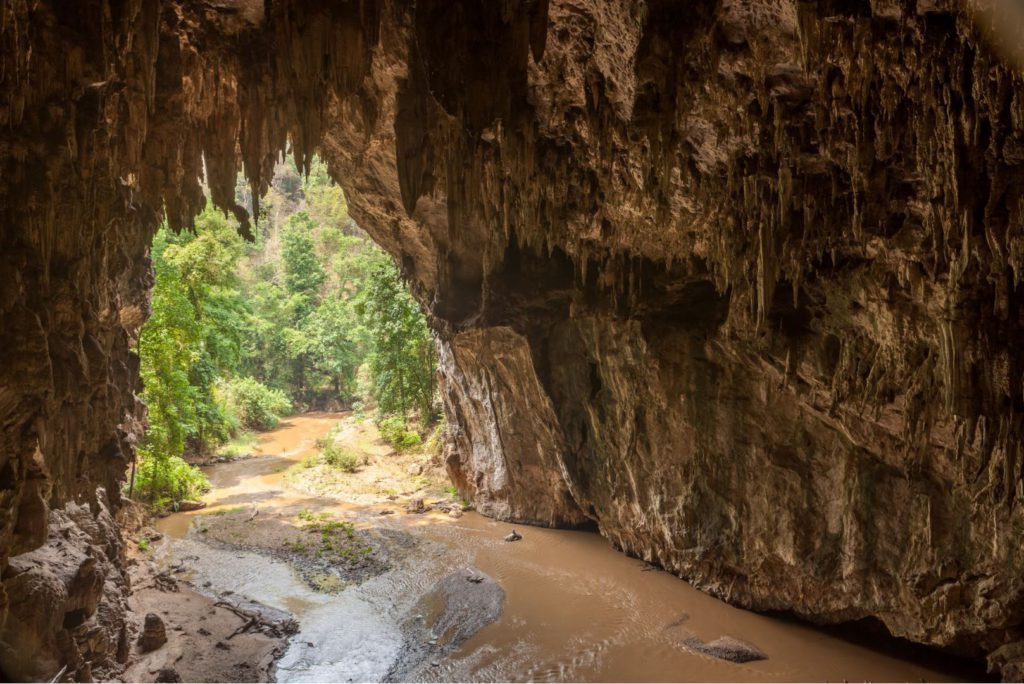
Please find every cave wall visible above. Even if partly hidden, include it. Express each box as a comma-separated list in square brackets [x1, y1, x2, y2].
[4, 0, 1024, 678]
[387, 0, 1024, 669]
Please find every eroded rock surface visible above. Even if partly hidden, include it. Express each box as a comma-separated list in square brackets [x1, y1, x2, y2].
[386, 567, 505, 682]
[4, 0, 1024, 678]
[0, 497, 130, 681]
[138, 613, 167, 653]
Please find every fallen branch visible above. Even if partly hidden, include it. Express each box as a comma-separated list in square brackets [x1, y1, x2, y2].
[214, 600, 270, 639]
[227, 616, 259, 639]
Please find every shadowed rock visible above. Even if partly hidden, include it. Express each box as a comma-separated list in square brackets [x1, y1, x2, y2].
[138, 613, 167, 652]
[684, 636, 767, 664]
[155, 667, 182, 682]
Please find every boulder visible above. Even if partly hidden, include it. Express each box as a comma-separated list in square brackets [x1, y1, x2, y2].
[404, 499, 427, 514]
[683, 636, 766, 664]
[137, 613, 167, 652]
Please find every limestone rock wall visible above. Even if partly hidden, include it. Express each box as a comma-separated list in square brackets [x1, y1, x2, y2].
[438, 327, 589, 526]
[381, 0, 1024, 671]
[4, 0, 1024, 677]
[1, 497, 130, 681]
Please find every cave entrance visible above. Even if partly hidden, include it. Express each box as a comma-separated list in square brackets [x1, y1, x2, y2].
[129, 154, 441, 511]
[119, 155, 459, 680]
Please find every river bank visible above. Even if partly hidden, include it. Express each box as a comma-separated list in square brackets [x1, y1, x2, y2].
[118, 412, 983, 682]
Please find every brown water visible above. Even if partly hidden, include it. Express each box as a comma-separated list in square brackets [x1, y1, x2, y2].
[156, 413, 975, 682]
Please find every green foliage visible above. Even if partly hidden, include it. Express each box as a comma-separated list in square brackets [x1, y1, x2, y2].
[137, 537, 151, 553]
[321, 443, 363, 472]
[292, 511, 376, 589]
[297, 514, 374, 570]
[282, 211, 326, 311]
[377, 416, 422, 450]
[314, 426, 342, 450]
[423, 416, 446, 453]
[358, 259, 436, 419]
[241, 280, 298, 391]
[137, 156, 440, 507]
[135, 232, 211, 506]
[163, 210, 250, 453]
[133, 454, 210, 508]
[311, 574, 346, 592]
[316, 427, 363, 472]
[297, 297, 362, 398]
[217, 431, 259, 459]
[138, 253, 198, 462]
[248, 160, 434, 413]
[303, 157, 350, 233]
[221, 377, 291, 430]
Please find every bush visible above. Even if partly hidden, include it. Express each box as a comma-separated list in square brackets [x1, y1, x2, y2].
[216, 431, 258, 459]
[221, 377, 291, 430]
[133, 454, 210, 508]
[396, 431, 421, 450]
[321, 442, 362, 473]
[315, 425, 340, 450]
[377, 416, 422, 450]
[423, 415, 446, 455]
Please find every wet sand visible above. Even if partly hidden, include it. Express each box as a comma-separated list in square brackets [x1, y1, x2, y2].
[154, 413, 981, 682]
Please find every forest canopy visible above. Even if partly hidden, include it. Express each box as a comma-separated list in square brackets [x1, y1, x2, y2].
[132, 157, 437, 507]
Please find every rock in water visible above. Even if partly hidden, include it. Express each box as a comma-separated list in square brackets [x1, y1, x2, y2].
[405, 498, 427, 514]
[683, 636, 766, 664]
[138, 613, 167, 652]
[175, 500, 206, 512]
[504, 530, 522, 542]
[387, 568, 505, 680]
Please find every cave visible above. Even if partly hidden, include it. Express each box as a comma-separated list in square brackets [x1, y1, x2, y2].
[3, 0, 1024, 680]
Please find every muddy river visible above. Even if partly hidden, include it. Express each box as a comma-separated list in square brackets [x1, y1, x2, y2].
[154, 413, 976, 682]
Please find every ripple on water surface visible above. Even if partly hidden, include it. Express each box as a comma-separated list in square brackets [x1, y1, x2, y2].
[159, 510, 981, 683]
[153, 412, 985, 683]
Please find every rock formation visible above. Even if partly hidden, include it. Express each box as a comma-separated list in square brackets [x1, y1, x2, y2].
[138, 613, 167, 653]
[0, 497, 130, 680]
[3, 0, 1024, 678]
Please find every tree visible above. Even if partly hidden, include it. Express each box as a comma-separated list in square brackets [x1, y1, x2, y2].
[135, 234, 205, 504]
[282, 211, 326, 316]
[299, 297, 363, 398]
[358, 257, 436, 420]
[160, 210, 249, 453]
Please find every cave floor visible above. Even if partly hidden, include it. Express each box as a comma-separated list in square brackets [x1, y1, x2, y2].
[118, 413, 975, 682]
